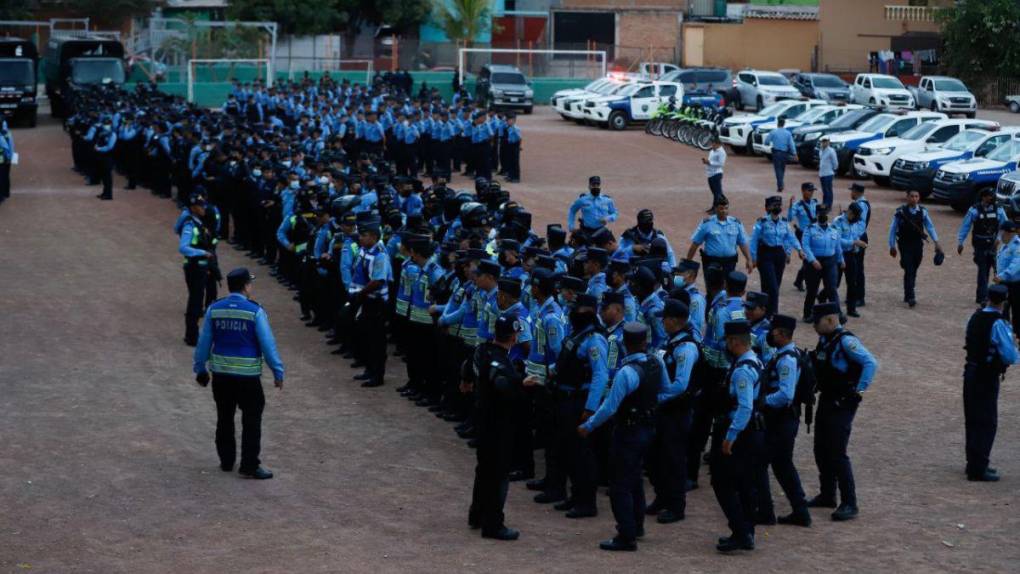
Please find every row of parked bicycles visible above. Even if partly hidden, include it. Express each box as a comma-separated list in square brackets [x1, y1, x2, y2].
[644, 99, 733, 150]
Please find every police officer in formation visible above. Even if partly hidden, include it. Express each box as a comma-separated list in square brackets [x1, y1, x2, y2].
[73, 70, 1016, 554]
[0, 119, 14, 205]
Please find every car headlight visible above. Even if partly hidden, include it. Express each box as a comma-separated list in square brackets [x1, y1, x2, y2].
[872, 147, 895, 155]
[804, 132, 821, 141]
[525, 89, 533, 97]
[492, 89, 503, 96]
[918, 161, 930, 169]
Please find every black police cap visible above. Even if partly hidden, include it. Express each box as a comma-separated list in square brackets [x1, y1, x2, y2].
[559, 275, 584, 291]
[547, 224, 567, 243]
[531, 268, 556, 291]
[812, 302, 841, 321]
[849, 183, 866, 193]
[724, 320, 751, 336]
[677, 259, 700, 273]
[744, 291, 769, 309]
[466, 248, 489, 261]
[765, 195, 783, 209]
[772, 314, 798, 332]
[622, 322, 648, 344]
[477, 260, 501, 277]
[498, 277, 522, 297]
[535, 254, 556, 270]
[499, 239, 521, 253]
[589, 175, 601, 186]
[633, 266, 658, 289]
[602, 291, 626, 306]
[493, 314, 522, 339]
[1000, 221, 1018, 232]
[590, 227, 614, 246]
[726, 271, 748, 291]
[989, 284, 1009, 304]
[661, 298, 690, 319]
[608, 259, 631, 274]
[575, 293, 598, 309]
[226, 268, 254, 292]
[802, 182, 817, 192]
[669, 287, 691, 307]
[586, 247, 609, 266]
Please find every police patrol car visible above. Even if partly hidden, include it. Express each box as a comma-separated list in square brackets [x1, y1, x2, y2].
[719, 98, 826, 154]
[752, 104, 862, 156]
[995, 169, 1020, 211]
[551, 78, 613, 114]
[931, 138, 1020, 212]
[890, 128, 1020, 197]
[584, 80, 684, 130]
[816, 110, 945, 176]
[556, 79, 633, 122]
[853, 118, 997, 185]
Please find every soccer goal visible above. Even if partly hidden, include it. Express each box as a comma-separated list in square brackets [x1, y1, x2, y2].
[187, 58, 272, 105]
[457, 48, 607, 87]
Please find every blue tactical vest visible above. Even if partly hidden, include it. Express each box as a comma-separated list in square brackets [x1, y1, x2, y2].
[208, 297, 263, 377]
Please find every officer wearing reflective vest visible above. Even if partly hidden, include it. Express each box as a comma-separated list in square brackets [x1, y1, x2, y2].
[406, 237, 443, 403]
[962, 284, 1018, 482]
[474, 260, 501, 345]
[533, 294, 608, 517]
[430, 248, 477, 419]
[524, 269, 564, 385]
[647, 299, 700, 526]
[179, 194, 217, 346]
[710, 319, 765, 553]
[754, 314, 811, 528]
[808, 302, 878, 522]
[578, 322, 667, 552]
[193, 268, 284, 480]
[957, 189, 1007, 304]
[888, 190, 943, 308]
[276, 197, 317, 286]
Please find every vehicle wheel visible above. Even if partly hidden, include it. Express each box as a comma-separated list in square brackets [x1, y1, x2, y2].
[696, 130, 712, 150]
[918, 188, 932, 200]
[965, 112, 976, 119]
[574, 119, 584, 125]
[874, 176, 891, 187]
[747, 134, 759, 156]
[764, 153, 772, 161]
[799, 156, 814, 169]
[930, 102, 938, 112]
[523, 106, 532, 115]
[608, 111, 627, 131]
[559, 114, 569, 120]
[756, 96, 764, 112]
[27, 109, 37, 128]
[1011, 101, 1020, 114]
[869, 98, 876, 105]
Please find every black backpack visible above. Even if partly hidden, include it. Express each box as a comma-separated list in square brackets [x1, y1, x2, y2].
[765, 347, 818, 432]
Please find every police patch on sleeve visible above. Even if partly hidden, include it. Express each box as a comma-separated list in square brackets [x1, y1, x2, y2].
[780, 365, 791, 379]
[738, 379, 747, 390]
[847, 338, 860, 352]
[588, 346, 601, 361]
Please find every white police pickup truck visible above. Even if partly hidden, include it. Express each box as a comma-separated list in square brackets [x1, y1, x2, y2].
[853, 118, 997, 185]
[752, 104, 862, 156]
[555, 79, 632, 122]
[890, 127, 1020, 198]
[584, 81, 683, 130]
[932, 138, 1020, 212]
[551, 78, 612, 115]
[818, 110, 945, 176]
[719, 98, 826, 154]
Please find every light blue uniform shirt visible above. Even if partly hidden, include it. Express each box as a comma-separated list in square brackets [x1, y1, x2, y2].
[788, 199, 818, 231]
[690, 216, 748, 258]
[193, 293, 285, 381]
[567, 193, 618, 231]
[685, 284, 706, 342]
[822, 327, 879, 392]
[765, 128, 796, 154]
[802, 223, 844, 265]
[581, 352, 668, 432]
[957, 205, 1007, 245]
[978, 308, 1020, 366]
[996, 235, 1020, 283]
[818, 146, 839, 177]
[658, 333, 699, 403]
[833, 214, 866, 253]
[750, 215, 800, 259]
[726, 350, 762, 442]
[765, 342, 798, 409]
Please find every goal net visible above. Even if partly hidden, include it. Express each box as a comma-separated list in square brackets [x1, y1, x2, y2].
[457, 48, 607, 86]
[187, 58, 272, 106]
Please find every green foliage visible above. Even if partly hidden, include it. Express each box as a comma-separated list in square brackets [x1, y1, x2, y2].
[65, 0, 157, 20]
[430, 0, 494, 45]
[160, 15, 266, 60]
[228, 0, 351, 35]
[936, 0, 1020, 84]
[0, 0, 36, 21]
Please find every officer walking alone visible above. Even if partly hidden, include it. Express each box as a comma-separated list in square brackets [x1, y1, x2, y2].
[193, 268, 284, 480]
[889, 190, 943, 308]
[962, 284, 1018, 482]
[703, 138, 726, 211]
[765, 118, 797, 194]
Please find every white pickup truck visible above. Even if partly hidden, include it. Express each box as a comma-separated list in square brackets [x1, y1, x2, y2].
[908, 76, 977, 117]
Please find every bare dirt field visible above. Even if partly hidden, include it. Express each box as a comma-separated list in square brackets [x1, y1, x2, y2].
[1, 107, 1018, 573]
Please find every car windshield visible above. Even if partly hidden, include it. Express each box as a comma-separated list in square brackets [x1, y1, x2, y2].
[70, 58, 125, 84]
[830, 109, 869, 129]
[793, 107, 830, 123]
[943, 130, 986, 151]
[858, 114, 897, 133]
[933, 78, 968, 92]
[900, 122, 939, 141]
[0, 59, 33, 85]
[584, 79, 603, 91]
[871, 76, 904, 89]
[617, 84, 642, 96]
[987, 140, 1020, 162]
[600, 83, 625, 94]
[811, 75, 846, 88]
[491, 73, 526, 85]
[758, 102, 789, 116]
[758, 75, 790, 86]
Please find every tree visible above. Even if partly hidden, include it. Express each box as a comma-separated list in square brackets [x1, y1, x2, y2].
[0, 0, 36, 21]
[64, 0, 157, 25]
[430, 0, 494, 47]
[936, 0, 1020, 86]
[228, 0, 351, 36]
[336, 0, 430, 59]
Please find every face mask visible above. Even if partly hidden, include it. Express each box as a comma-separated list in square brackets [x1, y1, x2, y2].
[318, 176, 329, 184]
[252, 170, 262, 177]
[569, 309, 595, 330]
[818, 214, 829, 225]
[590, 187, 601, 197]
[770, 207, 782, 216]
[290, 181, 300, 190]
[672, 275, 686, 289]
[282, 160, 292, 167]
[765, 332, 777, 348]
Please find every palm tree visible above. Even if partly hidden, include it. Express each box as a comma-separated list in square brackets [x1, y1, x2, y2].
[431, 0, 493, 48]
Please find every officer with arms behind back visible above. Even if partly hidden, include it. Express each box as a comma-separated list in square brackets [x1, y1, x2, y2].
[808, 302, 877, 521]
[578, 322, 668, 552]
[962, 284, 1018, 482]
[193, 268, 285, 480]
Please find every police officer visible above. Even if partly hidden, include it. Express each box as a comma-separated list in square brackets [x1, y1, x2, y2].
[673, 260, 706, 341]
[765, 117, 798, 193]
[619, 209, 677, 268]
[193, 268, 284, 480]
[800, 206, 843, 323]
[352, 216, 392, 388]
[711, 319, 765, 552]
[962, 284, 1018, 482]
[503, 113, 521, 183]
[958, 189, 1007, 304]
[788, 182, 819, 292]
[578, 322, 667, 552]
[834, 203, 867, 318]
[179, 195, 217, 346]
[0, 119, 13, 204]
[994, 221, 1020, 335]
[468, 314, 537, 540]
[750, 195, 800, 315]
[808, 302, 878, 521]
[647, 299, 700, 525]
[93, 118, 117, 200]
[567, 176, 618, 236]
[756, 314, 811, 527]
[687, 196, 751, 276]
[849, 184, 871, 308]
[744, 292, 772, 361]
[889, 190, 943, 308]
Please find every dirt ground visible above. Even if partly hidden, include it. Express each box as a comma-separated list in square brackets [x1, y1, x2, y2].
[1, 107, 1019, 573]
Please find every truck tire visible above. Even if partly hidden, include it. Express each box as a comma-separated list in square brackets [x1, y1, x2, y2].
[965, 112, 976, 119]
[27, 109, 37, 128]
[756, 96, 764, 112]
[930, 102, 938, 112]
[523, 106, 532, 115]
[874, 176, 890, 187]
[1010, 101, 1020, 114]
[608, 111, 627, 131]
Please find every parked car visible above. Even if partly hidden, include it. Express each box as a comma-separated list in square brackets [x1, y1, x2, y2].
[854, 118, 997, 185]
[908, 76, 977, 117]
[931, 138, 1020, 211]
[475, 64, 533, 113]
[0, 38, 39, 126]
[660, 67, 732, 97]
[584, 81, 683, 130]
[792, 73, 851, 103]
[44, 35, 125, 117]
[891, 128, 1020, 197]
[555, 79, 629, 122]
[637, 62, 679, 79]
[752, 104, 862, 156]
[729, 70, 803, 111]
[793, 107, 882, 167]
[550, 78, 611, 110]
[995, 169, 1020, 211]
[718, 98, 826, 154]
[850, 73, 915, 110]
[1005, 95, 1020, 114]
[816, 110, 945, 176]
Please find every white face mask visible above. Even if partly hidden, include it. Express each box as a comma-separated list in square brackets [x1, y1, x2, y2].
[318, 176, 329, 184]
[282, 159, 292, 167]
[290, 181, 300, 190]
[252, 170, 262, 177]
